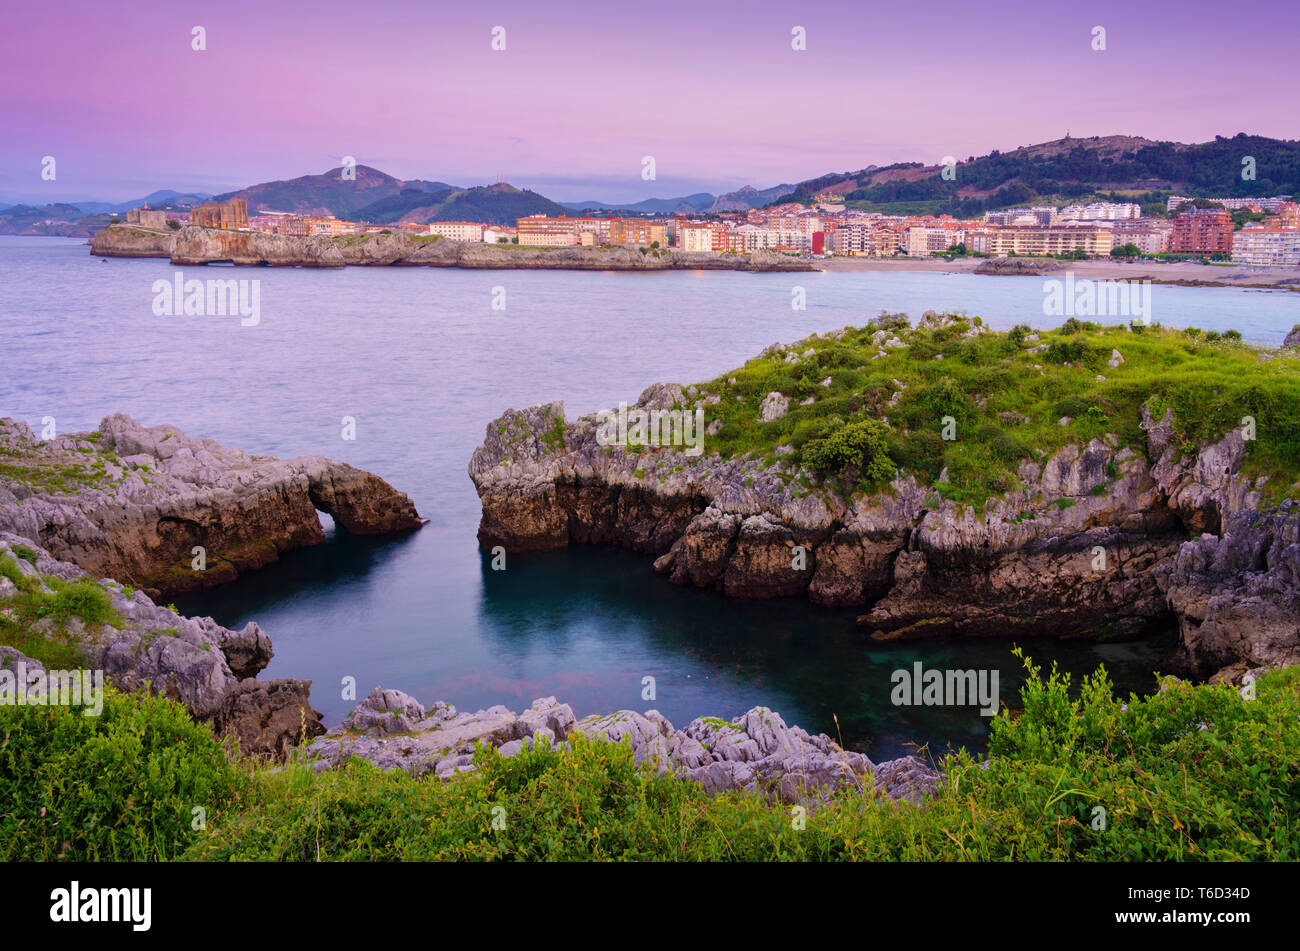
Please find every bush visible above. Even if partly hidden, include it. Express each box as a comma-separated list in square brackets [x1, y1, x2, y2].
[918, 376, 971, 420]
[800, 418, 895, 484]
[975, 425, 1032, 464]
[1061, 318, 1101, 334]
[890, 429, 947, 479]
[0, 688, 242, 860]
[1044, 338, 1097, 366]
[39, 580, 119, 627]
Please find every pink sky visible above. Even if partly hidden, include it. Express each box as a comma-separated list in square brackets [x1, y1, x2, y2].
[2, 0, 1297, 203]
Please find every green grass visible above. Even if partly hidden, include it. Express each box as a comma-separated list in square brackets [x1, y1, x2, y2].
[0, 555, 121, 667]
[5, 653, 1295, 861]
[626, 315, 1300, 509]
[0, 687, 242, 860]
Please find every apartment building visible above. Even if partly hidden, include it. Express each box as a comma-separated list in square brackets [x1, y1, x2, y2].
[1231, 227, 1300, 266]
[270, 214, 358, 237]
[904, 226, 963, 257]
[984, 225, 1113, 256]
[827, 223, 900, 256]
[1059, 202, 1141, 221]
[1169, 209, 1233, 254]
[516, 214, 611, 245]
[427, 221, 484, 242]
[1167, 195, 1293, 213]
[678, 221, 726, 252]
[608, 218, 668, 246]
[985, 206, 1058, 226]
[1111, 218, 1173, 254]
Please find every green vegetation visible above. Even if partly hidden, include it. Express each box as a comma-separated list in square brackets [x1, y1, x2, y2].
[817, 135, 1300, 216]
[3, 656, 1295, 861]
[540, 411, 567, 454]
[677, 314, 1300, 508]
[0, 686, 241, 860]
[0, 554, 122, 668]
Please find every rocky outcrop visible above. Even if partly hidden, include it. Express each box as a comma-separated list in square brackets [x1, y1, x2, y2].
[974, 257, 1064, 276]
[0, 414, 423, 598]
[0, 534, 323, 757]
[469, 335, 1294, 680]
[306, 687, 939, 806]
[90, 224, 816, 271]
[1157, 505, 1300, 680]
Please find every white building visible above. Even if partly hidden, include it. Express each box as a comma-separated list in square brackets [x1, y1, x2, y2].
[904, 227, 962, 257]
[1060, 202, 1141, 221]
[1167, 195, 1293, 213]
[1231, 227, 1300, 266]
[428, 221, 485, 242]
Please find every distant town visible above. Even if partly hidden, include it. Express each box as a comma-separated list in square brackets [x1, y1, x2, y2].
[121, 191, 1300, 267]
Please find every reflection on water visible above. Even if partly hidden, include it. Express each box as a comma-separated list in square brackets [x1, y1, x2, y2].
[177, 530, 1176, 761]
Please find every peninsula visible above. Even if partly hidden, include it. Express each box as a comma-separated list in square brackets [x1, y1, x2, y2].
[89, 223, 817, 271]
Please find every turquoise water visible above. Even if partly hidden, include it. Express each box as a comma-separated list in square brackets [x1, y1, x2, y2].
[2, 236, 1295, 758]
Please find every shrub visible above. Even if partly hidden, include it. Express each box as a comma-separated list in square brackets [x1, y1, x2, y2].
[800, 418, 895, 484]
[918, 377, 971, 420]
[1061, 318, 1101, 334]
[0, 688, 242, 860]
[39, 580, 120, 627]
[890, 429, 946, 480]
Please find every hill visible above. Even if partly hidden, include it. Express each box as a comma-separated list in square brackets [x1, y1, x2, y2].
[562, 193, 716, 214]
[212, 165, 457, 217]
[707, 183, 795, 212]
[784, 134, 1300, 215]
[375, 182, 572, 226]
[0, 203, 114, 237]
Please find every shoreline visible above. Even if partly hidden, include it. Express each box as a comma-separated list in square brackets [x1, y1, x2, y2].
[87, 224, 817, 272]
[819, 255, 1300, 290]
[80, 226, 1300, 287]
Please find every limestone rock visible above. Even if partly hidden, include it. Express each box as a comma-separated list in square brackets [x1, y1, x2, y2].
[759, 392, 789, 422]
[0, 414, 422, 598]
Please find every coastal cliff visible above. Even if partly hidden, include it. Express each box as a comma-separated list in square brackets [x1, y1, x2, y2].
[89, 223, 816, 271]
[470, 313, 1300, 682]
[0, 414, 423, 598]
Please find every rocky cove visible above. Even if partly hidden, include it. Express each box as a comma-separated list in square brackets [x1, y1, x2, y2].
[469, 313, 1300, 686]
[0, 413, 938, 803]
[88, 223, 816, 271]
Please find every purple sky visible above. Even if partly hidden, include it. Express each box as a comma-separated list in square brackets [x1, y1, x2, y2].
[3, 0, 1297, 203]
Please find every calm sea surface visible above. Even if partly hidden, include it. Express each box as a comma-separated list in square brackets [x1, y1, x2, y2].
[2, 236, 1296, 757]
